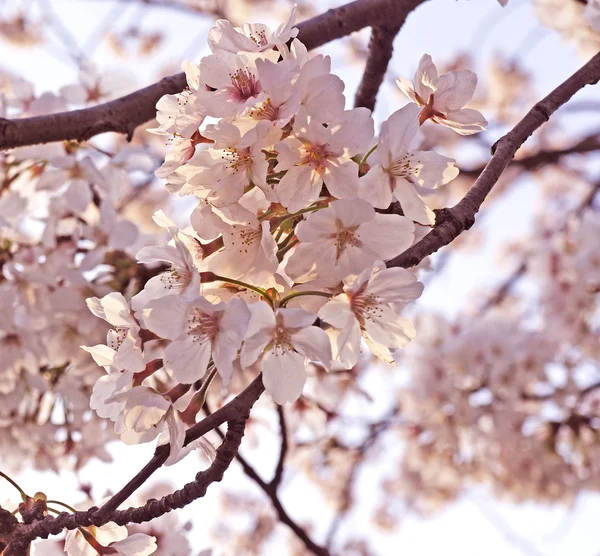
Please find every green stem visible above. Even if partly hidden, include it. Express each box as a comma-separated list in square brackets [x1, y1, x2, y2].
[277, 205, 324, 228]
[277, 231, 296, 252]
[46, 500, 78, 513]
[258, 209, 274, 221]
[277, 238, 299, 261]
[274, 226, 285, 243]
[279, 291, 333, 307]
[212, 275, 273, 307]
[361, 143, 378, 165]
[0, 470, 27, 501]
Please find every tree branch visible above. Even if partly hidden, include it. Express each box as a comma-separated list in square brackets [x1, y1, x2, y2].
[210, 415, 330, 556]
[270, 405, 288, 491]
[476, 177, 600, 314]
[354, 24, 402, 111]
[388, 51, 600, 270]
[94, 373, 264, 523]
[2, 375, 265, 551]
[325, 405, 400, 549]
[0, 0, 427, 152]
[87, 0, 228, 19]
[461, 131, 600, 180]
[4, 416, 250, 554]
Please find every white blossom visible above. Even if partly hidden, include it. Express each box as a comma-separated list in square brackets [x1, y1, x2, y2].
[359, 103, 459, 224]
[286, 198, 415, 284]
[319, 263, 423, 366]
[143, 295, 250, 384]
[241, 303, 331, 404]
[396, 54, 487, 135]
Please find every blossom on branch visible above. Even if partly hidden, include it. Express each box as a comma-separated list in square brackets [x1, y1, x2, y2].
[359, 103, 459, 225]
[241, 303, 331, 404]
[319, 263, 423, 366]
[396, 54, 487, 135]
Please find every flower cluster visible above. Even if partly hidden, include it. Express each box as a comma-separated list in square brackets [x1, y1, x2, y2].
[84, 9, 487, 463]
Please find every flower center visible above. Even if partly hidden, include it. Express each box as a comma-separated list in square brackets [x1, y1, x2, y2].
[271, 319, 294, 356]
[222, 147, 252, 173]
[187, 309, 220, 342]
[229, 68, 260, 101]
[249, 30, 269, 48]
[334, 223, 361, 260]
[248, 98, 279, 121]
[160, 267, 192, 292]
[350, 292, 383, 328]
[302, 143, 330, 171]
[108, 327, 128, 351]
[230, 226, 260, 253]
[388, 155, 419, 179]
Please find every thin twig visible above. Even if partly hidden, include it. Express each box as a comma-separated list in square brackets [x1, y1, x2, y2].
[388, 51, 600, 270]
[460, 132, 600, 180]
[209, 411, 330, 556]
[86, 0, 228, 19]
[476, 177, 600, 314]
[325, 405, 400, 549]
[270, 405, 288, 490]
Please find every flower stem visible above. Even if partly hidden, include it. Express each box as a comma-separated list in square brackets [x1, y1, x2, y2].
[0, 470, 27, 501]
[277, 231, 296, 252]
[277, 238, 299, 261]
[212, 275, 273, 307]
[276, 205, 324, 228]
[258, 209, 274, 221]
[46, 500, 79, 513]
[279, 291, 333, 307]
[361, 143, 378, 165]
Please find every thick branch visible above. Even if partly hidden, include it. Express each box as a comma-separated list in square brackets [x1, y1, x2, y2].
[354, 24, 402, 111]
[4, 416, 250, 554]
[2, 375, 265, 551]
[0, 0, 427, 151]
[388, 51, 600, 270]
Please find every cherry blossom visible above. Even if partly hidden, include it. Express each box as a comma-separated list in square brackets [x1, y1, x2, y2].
[359, 103, 459, 225]
[319, 263, 423, 366]
[274, 107, 374, 212]
[198, 50, 279, 119]
[285, 198, 415, 284]
[181, 120, 279, 204]
[84, 292, 145, 373]
[396, 54, 487, 135]
[65, 522, 156, 556]
[240, 303, 331, 404]
[143, 295, 250, 384]
[207, 207, 278, 285]
[208, 5, 298, 54]
[131, 221, 201, 316]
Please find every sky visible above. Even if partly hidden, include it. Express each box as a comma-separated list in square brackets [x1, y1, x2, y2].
[1, 0, 599, 554]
